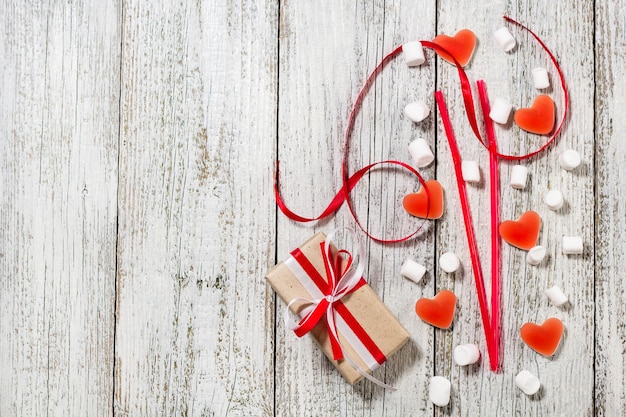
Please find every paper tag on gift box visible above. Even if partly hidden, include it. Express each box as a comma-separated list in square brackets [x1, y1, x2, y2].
[266, 232, 410, 385]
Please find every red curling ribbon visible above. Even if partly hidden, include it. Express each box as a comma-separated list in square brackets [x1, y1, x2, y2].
[276, 44, 433, 243]
[275, 39, 482, 242]
[426, 18, 567, 161]
[433, 16, 568, 160]
[275, 159, 431, 243]
[275, 16, 566, 240]
[495, 16, 569, 160]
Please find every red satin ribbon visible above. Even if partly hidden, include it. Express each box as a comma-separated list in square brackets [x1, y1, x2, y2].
[289, 243, 386, 365]
[275, 159, 430, 243]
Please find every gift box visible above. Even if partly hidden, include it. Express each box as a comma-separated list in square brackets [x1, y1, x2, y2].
[266, 232, 410, 385]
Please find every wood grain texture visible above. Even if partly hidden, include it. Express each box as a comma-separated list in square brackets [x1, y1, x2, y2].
[595, 1, 626, 415]
[2, 0, 622, 415]
[0, 1, 120, 416]
[114, 0, 277, 415]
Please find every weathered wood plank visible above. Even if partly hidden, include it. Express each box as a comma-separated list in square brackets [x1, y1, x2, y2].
[275, 1, 436, 414]
[594, 1, 626, 414]
[0, 1, 120, 416]
[114, 0, 277, 415]
[435, 2, 595, 415]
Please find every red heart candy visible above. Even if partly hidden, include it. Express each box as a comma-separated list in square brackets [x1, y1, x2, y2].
[433, 29, 477, 67]
[514, 95, 555, 135]
[402, 179, 444, 219]
[520, 317, 564, 356]
[499, 210, 541, 250]
[415, 289, 457, 329]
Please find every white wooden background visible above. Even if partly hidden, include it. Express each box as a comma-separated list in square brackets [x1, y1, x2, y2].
[1, 1, 623, 416]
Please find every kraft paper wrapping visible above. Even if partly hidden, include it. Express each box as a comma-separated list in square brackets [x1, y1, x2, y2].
[266, 233, 410, 384]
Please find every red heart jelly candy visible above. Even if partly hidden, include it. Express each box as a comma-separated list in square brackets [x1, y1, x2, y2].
[499, 210, 541, 250]
[402, 179, 444, 220]
[520, 317, 564, 356]
[433, 29, 477, 67]
[514, 95, 556, 135]
[415, 289, 457, 329]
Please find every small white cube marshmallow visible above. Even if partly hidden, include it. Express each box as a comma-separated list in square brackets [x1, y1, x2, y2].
[515, 370, 541, 396]
[494, 27, 516, 52]
[453, 344, 481, 366]
[532, 67, 551, 89]
[408, 138, 435, 168]
[545, 285, 568, 307]
[439, 252, 460, 273]
[404, 101, 430, 123]
[401, 259, 426, 284]
[510, 165, 528, 189]
[403, 41, 425, 66]
[562, 236, 583, 255]
[559, 149, 581, 170]
[544, 189, 564, 210]
[429, 376, 451, 407]
[462, 160, 481, 183]
[489, 98, 513, 124]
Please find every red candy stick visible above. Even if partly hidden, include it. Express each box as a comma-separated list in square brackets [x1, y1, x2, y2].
[435, 90, 495, 367]
[477, 80, 501, 371]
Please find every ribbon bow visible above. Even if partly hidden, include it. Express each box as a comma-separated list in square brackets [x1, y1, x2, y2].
[285, 229, 364, 360]
[283, 229, 395, 390]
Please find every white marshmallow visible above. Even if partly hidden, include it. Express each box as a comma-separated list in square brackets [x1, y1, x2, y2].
[403, 41, 426, 66]
[532, 67, 551, 89]
[453, 344, 481, 366]
[429, 376, 451, 407]
[559, 149, 581, 170]
[489, 98, 513, 124]
[408, 138, 435, 168]
[545, 285, 568, 307]
[494, 27, 516, 52]
[544, 189, 564, 210]
[510, 165, 528, 189]
[526, 246, 547, 266]
[439, 252, 460, 273]
[461, 161, 481, 183]
[562, 236, 583, 255]
[401, 259, 426, 284]
[515, 370, 541, 396]
[404, 101, 430, 123]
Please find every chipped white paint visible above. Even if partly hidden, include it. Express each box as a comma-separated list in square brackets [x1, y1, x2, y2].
[0, 0, 623, 416]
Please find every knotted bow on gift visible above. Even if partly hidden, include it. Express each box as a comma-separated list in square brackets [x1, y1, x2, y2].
[283, 229, 395, 390]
